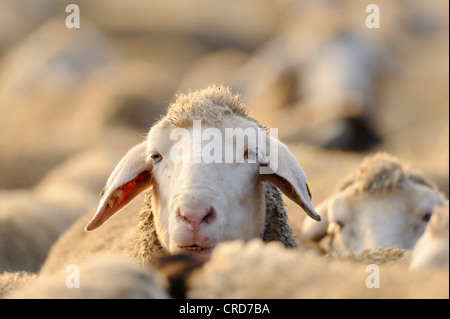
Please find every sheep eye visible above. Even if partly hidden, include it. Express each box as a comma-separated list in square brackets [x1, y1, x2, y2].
[151, 152, 162, 163]
[422, 211, 432, 223]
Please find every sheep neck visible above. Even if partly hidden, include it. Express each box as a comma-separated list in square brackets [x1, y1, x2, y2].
[132, 191, 166, 263]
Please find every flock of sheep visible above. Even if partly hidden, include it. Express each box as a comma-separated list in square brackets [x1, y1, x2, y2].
[0, 1, 448, 300]
[1, 85, 448, 299]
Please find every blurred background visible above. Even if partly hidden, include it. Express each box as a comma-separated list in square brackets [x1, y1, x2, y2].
[0, 0, 448, 263]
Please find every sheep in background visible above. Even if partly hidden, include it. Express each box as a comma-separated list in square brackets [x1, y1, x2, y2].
[301, 152, 447, 252]
[7, 239, 445, 299]
[0, 189, 94, 273]
[0, 17, 115, 189]
[0, 16, 174, 190]
[183, 239, 448, 299]
[39, 85, 320, 274]
[6, 256, 170, 299]
[0, 146, 122, 272]
[410, 203, 449, 268]
[224, 1, 394, 152]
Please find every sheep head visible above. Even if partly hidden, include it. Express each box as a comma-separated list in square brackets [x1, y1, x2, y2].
[85, 86, 319, 256]
[410, 203, 449, 268]
[302, 152, 447, 251]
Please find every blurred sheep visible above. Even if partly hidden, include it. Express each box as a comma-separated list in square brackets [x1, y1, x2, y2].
[302, 152, 447, 252]
[6, 255, 170, 299]
[0, 16, 172, 189]
[227, 1, 395, 151]
[161, 239, 447, 298]
[0, 146, 122, 272]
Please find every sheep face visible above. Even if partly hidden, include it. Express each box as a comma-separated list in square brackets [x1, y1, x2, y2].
[323, 181, 445, 251]
[147, 115, 267, 255]
[84, 88, 320, 256]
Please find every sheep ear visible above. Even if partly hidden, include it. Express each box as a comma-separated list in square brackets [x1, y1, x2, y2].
[302, 192, 351, 241]
[85, 142, 153, 231]
[259, 137, 321, 222]
[302, 198, 330, 241]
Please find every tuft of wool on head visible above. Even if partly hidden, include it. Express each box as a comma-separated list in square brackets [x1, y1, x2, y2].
[325, 246, 412, 265]
[164, 85, 255, 127]
[337, 152, 438, 195]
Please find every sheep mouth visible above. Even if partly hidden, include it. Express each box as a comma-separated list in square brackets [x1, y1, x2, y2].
[177, 244, 213, 255]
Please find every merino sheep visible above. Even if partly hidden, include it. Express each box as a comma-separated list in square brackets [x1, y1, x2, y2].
[301, 152, 447, 252]
[6, 256, 170, 299]
[40, 85, 320, 274]
[410, 203, 449, 268]
[182, 239, 448, 298]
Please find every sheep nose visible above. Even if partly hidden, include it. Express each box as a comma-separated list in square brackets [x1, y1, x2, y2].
[178, 207, 216, 230]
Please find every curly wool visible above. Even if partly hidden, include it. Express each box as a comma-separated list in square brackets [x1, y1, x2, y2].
[164, 85, 255, 128]
[262, 183, 296, 248]
[132, 192, 165, 263]
[325, 246, 411, 265]
[337, 152, 439, 195]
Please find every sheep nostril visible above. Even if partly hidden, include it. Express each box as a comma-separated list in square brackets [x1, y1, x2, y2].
[201, 207, 216, 224]
[178, 207, 216, 227]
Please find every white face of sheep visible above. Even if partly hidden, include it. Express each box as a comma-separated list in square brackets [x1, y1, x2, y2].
[303, 181, 446, 251]
[85, 114, 320, 256]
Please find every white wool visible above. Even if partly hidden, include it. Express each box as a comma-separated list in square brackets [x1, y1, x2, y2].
[187, 239, 448, 298]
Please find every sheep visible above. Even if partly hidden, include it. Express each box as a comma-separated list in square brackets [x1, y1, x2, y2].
[301, 152, 447, 252]
[410, 203, 449, 268]
[224, 1, 394, 153]
[0, 16, 115, 189]
[0, 146, 122, 273]
[8, 239, 445, 299]
[182, 239, 448, 298]
[39, 85, 320, 274]
[6, 255, 170, 299]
